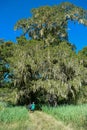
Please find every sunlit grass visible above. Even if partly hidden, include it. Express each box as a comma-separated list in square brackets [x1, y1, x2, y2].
[42, 104, 87, 130]
[1, 102, 87, 130]
[0, 102, 29, 130]
[0, 121, 29, 130]
[0, 106, 29, 123]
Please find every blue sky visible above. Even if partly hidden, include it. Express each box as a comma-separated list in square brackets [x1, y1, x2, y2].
[0, 0, 87, 52]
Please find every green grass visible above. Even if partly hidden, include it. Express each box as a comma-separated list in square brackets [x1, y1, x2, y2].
[42, 104, 87, 130]
[0, 121, 29, 130]
[0, 102, 29, 130]
[1, 102, 87, 130]
[0, 106, 29, 123]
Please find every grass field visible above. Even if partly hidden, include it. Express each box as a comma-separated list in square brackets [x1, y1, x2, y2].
[0, 102, 87, 130]
[42, 104, 87, 130]
[0, 102, 29, 130]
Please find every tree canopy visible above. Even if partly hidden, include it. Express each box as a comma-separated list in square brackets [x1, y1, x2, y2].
[1, 2, 87, 105]
[14, 2, 87, 44]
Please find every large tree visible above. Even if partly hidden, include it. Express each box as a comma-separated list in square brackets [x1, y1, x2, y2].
[8, 2, 87, 105]
[8, 39, 87, 105]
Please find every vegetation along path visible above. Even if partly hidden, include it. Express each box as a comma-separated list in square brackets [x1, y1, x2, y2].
[29, 111, 73, 130]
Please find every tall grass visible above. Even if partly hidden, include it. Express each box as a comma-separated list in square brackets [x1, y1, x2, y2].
[0, 102, 29, 130]
[0, 106, 29, 123]
[0, 101, 29, 123]
[42, 104, 87, 129]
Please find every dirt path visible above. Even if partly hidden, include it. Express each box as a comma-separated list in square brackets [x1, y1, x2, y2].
[29, 111, 73, 130]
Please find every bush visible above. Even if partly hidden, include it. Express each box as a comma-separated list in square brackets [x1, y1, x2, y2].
[0, 101, 8, 110]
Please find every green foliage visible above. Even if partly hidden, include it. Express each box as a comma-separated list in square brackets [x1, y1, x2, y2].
[1, 2, 87, 105]
[16, 36, 27, 45]
[0, 101, 8, 110]
[0, 41, 14, 86]
[78, 47, 87, 67]
[14, 2, 87, 44]
[12, 2, 87, 105]
[77, 86, 87, 104]
[8, 38, 87, 105]
[42, 104, 87, 129]
[0, 88, 18, 105]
